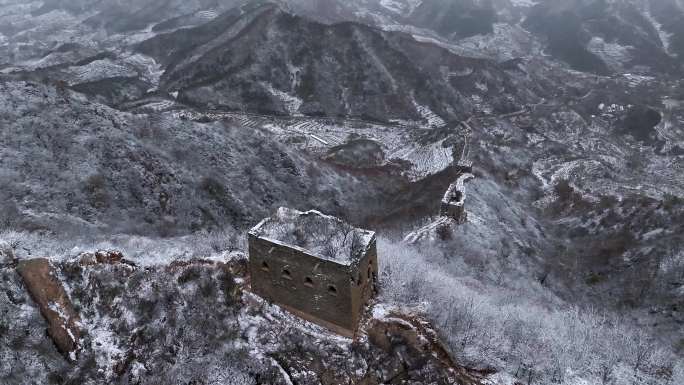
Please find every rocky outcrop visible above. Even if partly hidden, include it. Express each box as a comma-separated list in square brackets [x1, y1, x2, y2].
[264, 303, 488, 385]
[77, 250, 136, 267]
[365, 310, 487, 385]
[16, 258, 81, 362]
[4, 250, 493, 384]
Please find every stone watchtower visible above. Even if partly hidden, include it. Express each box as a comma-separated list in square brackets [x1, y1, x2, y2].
[440, 173, 474, 223]
[248, 207, 378, 337]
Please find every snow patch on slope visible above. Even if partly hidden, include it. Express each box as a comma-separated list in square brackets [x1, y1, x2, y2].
[380, 0, 405, 14]
[587, 36, 633, 71]
[65, 59, 137, 85]
[390, 138, 454, 181]
[413, 99, 446, 128]
[643, 6, 674, 56]
[453, 23, 540, 61]
[509, 0, 538, 7]
[121, 52, 165, 87]
[261, 82, 303, 116]
[196, 9, 218, 20]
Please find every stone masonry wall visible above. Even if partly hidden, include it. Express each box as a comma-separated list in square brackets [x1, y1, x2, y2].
[248, 234, 355, 333]
[350, 238, 378, 331]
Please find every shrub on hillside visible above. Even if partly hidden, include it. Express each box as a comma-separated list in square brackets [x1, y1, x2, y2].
[379, 238, 683, 385]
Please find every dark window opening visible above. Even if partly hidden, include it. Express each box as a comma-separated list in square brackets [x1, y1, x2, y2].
[449, 191, 463, 203]
[304, 276, 314, 287]
[282, 269, 292, 280]
[328, 285, 338, 295]
[261, 261, 270, 271]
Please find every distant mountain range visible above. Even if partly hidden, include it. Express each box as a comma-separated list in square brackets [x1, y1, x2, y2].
[524, 0, 683, 75]
[136, 2, 542, 121]
[3, 1, 682, 80]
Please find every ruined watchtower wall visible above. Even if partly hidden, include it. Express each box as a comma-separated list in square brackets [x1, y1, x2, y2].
[440, 173, 474, 223]
[248, 208, 377, 337]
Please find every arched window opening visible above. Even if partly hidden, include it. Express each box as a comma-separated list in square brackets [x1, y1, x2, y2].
[328, 285, 338, 296]
[282, 269, 292, 280]
[261, 261, 270, 271]
[304, 276, 314, 287]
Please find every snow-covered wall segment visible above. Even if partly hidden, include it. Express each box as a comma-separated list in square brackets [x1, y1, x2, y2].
[439, 173, 475, 223]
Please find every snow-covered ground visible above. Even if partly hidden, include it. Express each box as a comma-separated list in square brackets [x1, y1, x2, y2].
[196, 9, 219, 20]
[455, 23, 541, 61]
[587, 36, 634, 71]
[167, 107, 460, 181]
[379, 0, 405, 14]
[413, 99, 446, 128]
[121, 52, 165, 86]
[643, 6, 675, 56]
[261, 82, 304, 116]
[65, 59, 137, 85]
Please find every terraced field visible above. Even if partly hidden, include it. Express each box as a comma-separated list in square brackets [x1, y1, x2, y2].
[159, 107, 463, 181]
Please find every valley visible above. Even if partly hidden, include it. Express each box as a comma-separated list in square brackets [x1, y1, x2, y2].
[0, 1, 683, 384]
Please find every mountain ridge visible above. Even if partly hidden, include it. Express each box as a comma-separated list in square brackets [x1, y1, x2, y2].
[136, 1, 539, 121]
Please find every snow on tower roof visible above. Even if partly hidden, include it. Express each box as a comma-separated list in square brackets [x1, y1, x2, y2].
[441, 173, 474, 207]
[249, 207, 375, 266]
